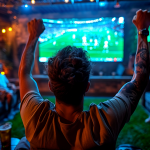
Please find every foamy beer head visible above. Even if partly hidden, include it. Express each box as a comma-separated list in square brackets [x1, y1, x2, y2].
[0, 122, 12, 131]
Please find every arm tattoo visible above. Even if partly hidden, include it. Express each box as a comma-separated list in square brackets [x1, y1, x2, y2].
[133, 37, 149, 88]
[19, 37, 38, 75]
[140, 50, 149, 62]
[136, 56, 139, 62]
[117, 35, 149, 114]
[135, 62, 146, 74]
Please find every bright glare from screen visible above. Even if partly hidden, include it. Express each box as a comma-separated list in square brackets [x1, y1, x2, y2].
[119, 17, 124, 24]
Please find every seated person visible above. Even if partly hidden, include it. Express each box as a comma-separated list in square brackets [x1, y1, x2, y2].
[17, 9, 150, 150]
[0, 63, 19, 120]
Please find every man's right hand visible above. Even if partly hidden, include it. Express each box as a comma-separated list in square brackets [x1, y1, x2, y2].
[132, 9, 150, 30]
[27, 19, 45, 38]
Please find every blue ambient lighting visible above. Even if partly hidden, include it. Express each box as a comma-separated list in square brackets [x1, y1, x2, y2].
[99, 2, 106, 7]
[25, 4, 28, 7]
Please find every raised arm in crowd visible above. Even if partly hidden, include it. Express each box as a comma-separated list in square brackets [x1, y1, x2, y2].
[117, 9, 150, 114]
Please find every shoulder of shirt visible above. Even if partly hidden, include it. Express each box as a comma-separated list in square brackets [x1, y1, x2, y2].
[21, 90, 55, 109]
[22, 90, 43, 101]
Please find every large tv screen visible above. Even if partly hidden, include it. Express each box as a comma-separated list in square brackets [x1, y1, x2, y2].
[39, 17, 124, 62]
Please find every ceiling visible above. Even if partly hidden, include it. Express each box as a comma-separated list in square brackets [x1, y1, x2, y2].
[0, 0, 150, 17]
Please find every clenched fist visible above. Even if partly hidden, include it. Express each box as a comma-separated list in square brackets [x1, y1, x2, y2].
[132, 9, 150, 30]
[27, 19, 45, 37]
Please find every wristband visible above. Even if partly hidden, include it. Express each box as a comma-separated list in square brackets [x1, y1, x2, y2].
[138, 28, 149, 36]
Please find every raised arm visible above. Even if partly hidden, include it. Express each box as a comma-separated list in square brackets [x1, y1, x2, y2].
[117, 10, 150, 114]
[18, 19, 45, 100]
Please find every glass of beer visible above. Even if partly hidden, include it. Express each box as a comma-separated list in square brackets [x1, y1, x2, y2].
[0, 122, 12, 150]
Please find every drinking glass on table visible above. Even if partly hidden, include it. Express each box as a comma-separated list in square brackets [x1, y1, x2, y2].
[0, 122, 12, 150]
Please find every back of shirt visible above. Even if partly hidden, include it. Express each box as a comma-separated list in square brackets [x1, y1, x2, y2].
[20, 91, 132, 150]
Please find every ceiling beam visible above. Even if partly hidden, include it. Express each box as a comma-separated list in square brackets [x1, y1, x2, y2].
[0, 0, 149, 8]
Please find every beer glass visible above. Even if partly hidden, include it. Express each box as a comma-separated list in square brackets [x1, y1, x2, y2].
[0, 122, 12, 150]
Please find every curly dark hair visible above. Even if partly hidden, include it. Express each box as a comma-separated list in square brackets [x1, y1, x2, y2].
[46, 46, 92, 106]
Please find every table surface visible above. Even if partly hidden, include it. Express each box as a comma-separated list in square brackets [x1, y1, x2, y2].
[0, 137, 20, 150]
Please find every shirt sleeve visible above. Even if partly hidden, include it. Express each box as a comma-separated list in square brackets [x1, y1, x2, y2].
[20, 91, 55, 142]
[94, 93, 132, 141]
[95, 81, 142, 141]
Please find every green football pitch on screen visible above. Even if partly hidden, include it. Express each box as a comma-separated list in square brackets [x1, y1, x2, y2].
[39, 17, 124, 62]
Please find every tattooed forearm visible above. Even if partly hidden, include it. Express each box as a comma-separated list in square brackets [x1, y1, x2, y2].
[117, 35, 149, 113]
[140, 49, 149, 62]
[116, 11, 150, 116]
[132, 35, 149, 91]
[19, 36, 38, 76]
[135, 62, 147, 74]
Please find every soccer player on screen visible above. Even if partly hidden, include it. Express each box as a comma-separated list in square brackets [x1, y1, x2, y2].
[17, 9, 150, 150]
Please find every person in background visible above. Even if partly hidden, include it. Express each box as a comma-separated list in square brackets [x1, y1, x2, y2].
[17, 9, 150, 150]
[0, 63, 19, 121]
